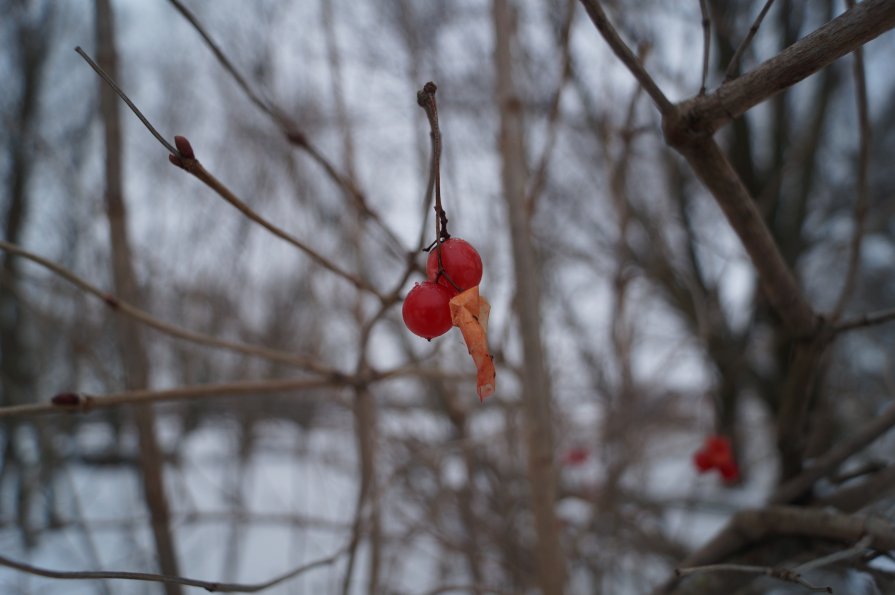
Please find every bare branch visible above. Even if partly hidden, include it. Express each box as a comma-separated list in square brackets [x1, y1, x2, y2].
[772, 398, 895, 504]
[165, 0, 406, 254]
[658, 506, 895, 593]
[526, 0, 576, 217]
[724, 0, 777, 81]
[75, 47, 178, 156]
[171, 152, 386, 301]
[0, 240, 341, 377]
[416, 82, 449, 243]
[698, 0, 710, 95]
[832, 6, 872, 320]
[675, 563, 831, 593]
[75, 46, 386, 299]
[0, 544, 346, 593]
[817, 465, 895, 513]
[0, 377, 338, 419]
[424, 585, 517, 595]
[683, 0, 895, 134]
[665, 138, 818, 336]
[166, 0, 276, 122]
[835, 306, 895, 334]
[796, 535, 874, 572]
[577, 0, 674, 115]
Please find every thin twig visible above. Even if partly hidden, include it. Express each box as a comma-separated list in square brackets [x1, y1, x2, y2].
[74, 47, 178, 156]
[675, 563, 831, 592]
[165, 0, 406, 255]
[526, 0, 576, 217]
[74, 47, 385, 300]
[167, 0, 275, 120]
[675, 507, 895, 576]
[698, 0, 710, 95]
[797, 534, 874, 572]
[417, 82, 461, 292]
[772, 396, 895, 504]
[817, 465, 895, 512]
[682, 0, 895, 134]
[668, 137, 818, 336]
[835, 306, 895, 334]
[578, 0, 674, 115]
[424, 585, 516, 595]
[0, 544, 347, 593]
[724, 0, 777, 81]
[171, 155, 386, 301]
[417, 82, 449, 242]
[676, 564, 831, 592]
[0, 240, 340, 377]
[831, 1, 871, 321]
[0, 377, 338, 419]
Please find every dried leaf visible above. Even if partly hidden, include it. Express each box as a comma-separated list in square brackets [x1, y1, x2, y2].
[449, 286, 496, 401]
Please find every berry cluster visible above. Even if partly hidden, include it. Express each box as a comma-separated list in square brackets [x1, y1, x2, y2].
[402, 238, 483, 339]
[693, 435, 740, 482]
[561, 446, 589, 467]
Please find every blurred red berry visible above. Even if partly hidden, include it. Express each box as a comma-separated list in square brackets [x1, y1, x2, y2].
[693, 434, 739, 482]
[693, 450, 713, 472]
[718, 460, 740, 482]
[705, 435, 732, 456]
[562, 447, 589, 466]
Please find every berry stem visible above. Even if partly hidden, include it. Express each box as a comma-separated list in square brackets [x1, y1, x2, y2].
[416, 82, 450, 243]
[417, 82, 462, 292]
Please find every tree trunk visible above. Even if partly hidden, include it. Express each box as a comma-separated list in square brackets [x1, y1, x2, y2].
[0, 5, 51, 549]
[493, 1, 566, 592]
[95, 1, 182, 592]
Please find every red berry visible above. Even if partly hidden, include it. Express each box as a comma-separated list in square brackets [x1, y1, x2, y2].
[705, 435, 732, 457]
[718, 460, 740, 482]
[693, 450, 713, 473]
[562, 447, 589, 466]
[426, 238, 483, 294]
[402, 281, 454, 339]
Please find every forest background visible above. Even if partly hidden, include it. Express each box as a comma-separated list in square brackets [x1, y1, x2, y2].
[2, 0, 895, 593]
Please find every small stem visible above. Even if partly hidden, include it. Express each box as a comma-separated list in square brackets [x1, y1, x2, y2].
[698, 0, 710, 95]
[417, 81, 463, 293]
[724, 0, 777, 81]
[417, 82, 450, 243]
[75, 47, 179, 156]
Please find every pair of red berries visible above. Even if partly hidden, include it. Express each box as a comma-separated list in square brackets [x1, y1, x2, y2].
[693, 435, 740, 482]
[402, 238, 483, 339]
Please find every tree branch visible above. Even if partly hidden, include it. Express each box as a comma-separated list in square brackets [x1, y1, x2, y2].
[665, 137, 818, 336]
[772, 398, 895, 504]
[675, 563, 830, 593]
[682, 0, 895, 134]
[698, 0, 710, 95]
[657, 506, 895, 593]
[169, 149, 386, 301]
[835, 306, 895, 334]
[165, 0, 406, 254]
[831, 11, 871, 321]
[724, 0, 777, 81]
[75, 47, 386, 300]
[577, 0, 674, 115]
[0, 377, 338, 419]
[0, 544, 346, 593]
[0, 240, 340, 377]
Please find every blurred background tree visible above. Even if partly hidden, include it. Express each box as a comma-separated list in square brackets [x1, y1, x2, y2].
[1, 0, 895, 593]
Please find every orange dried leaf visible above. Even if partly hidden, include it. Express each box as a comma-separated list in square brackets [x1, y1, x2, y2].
[449, 287, 496, 401]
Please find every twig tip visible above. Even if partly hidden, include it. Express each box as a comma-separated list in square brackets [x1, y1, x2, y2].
[174, 135, 195, 159]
